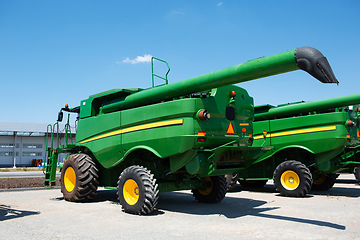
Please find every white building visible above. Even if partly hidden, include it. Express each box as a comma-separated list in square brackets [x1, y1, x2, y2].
[0, 121, 76, 168]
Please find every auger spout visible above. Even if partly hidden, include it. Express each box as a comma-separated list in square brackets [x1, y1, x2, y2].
[295, 47, 338, 84]
[100, 47, 338, 114]
[255, 93, 360, 121]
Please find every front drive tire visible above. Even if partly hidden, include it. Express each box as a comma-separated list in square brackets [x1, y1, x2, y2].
[117, 165, 159, 215]
[273, 160, 312, 197]
[312, 173, 336, 191]
[192, 175, 227, 203]
[61, 153, 99, 202]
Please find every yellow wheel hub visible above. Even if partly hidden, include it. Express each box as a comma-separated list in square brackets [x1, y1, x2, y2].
[280, 170, 300, 190]
[313, 173, 326, 185]
[64, 166, 76, 192]
[123, 179, 139, 205]
[198, 177, 213, 196]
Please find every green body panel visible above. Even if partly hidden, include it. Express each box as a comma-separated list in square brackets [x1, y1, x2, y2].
[77, 86, 253, 168]
[237, 94, 360, 181]
[76, 85, 258, 188]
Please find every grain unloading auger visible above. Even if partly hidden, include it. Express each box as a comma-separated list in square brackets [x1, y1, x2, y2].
[255, 93, 360, 121]
[45, 47, 338, 215]
[99, 47, 337, 114]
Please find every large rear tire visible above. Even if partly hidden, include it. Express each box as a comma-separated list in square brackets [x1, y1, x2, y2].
[192, 176, 226, 203]
[239, 180, 268, 188]
[117, 165, 159, 215]
[354, 167, 360, 183]
[312, 173, 336, 191]
[273, 160, 312, 197]
[61, 153, 99, 202]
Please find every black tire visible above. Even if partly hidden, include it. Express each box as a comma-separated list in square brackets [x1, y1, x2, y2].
[273, 160, 312, 197]
[225, 174, 239, 191]
[354, 167, 360, 183]
[192, 175, 226, 203]
[239, 180, 268, 188]
[61, 153, 99, 202]
[117, 165, 159, 215]
[312, 173, 336, 191]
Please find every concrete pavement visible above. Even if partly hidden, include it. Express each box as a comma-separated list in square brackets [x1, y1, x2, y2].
[0, 175, 359, 239]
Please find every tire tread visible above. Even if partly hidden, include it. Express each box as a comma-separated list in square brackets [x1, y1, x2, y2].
[273, 160, 312, 197]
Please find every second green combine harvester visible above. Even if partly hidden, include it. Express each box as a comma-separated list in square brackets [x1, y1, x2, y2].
[229, 93, 360, 197]
[45, 47, 338, 215]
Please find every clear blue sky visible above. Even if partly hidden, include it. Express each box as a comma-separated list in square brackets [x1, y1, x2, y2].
[1, 1, 359, 124]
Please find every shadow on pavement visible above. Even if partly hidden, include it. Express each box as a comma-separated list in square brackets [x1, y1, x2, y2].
[51, 189, 119, 205]
[229, 184, 277, 194]
[335, 179, 359, 184]
[156, 191, 345, 230]
[92, 189, 119, 204]
[0, 204, 40, 222]
[231, 182, 360, 198]
[50, 188, 346, 230]
[309, 186, 360, 198]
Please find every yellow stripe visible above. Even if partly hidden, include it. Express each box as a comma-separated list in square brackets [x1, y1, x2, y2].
[253, 126, 337, 140]
[239, 123, 249, 126]
[81, 129, 123, 143]
[80, 119, 184, 144]
[253, 135, 264, 140]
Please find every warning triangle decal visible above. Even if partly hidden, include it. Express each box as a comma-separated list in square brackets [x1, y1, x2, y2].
[226, 122, 235, 135]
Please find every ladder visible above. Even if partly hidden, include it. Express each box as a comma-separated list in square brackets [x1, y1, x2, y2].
[44, 122, 59, 188]
[44, 116, 75, 188]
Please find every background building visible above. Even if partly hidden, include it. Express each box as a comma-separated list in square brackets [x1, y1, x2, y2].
[0, 121, 76, 168]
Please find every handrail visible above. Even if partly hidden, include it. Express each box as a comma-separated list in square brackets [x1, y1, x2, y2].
[64, 114, 73, 144]
[43, 124, 53, 174]
[54, 122, 59, 149]
[151, 57, 170, 87]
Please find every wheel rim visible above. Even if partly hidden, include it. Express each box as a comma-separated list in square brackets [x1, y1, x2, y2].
[64, 166, 76, 192]
[123, 179, 139, 205]
[313, 173, 326, 185]
[280, 170, 300, 190]
[198, 177, 213, 195]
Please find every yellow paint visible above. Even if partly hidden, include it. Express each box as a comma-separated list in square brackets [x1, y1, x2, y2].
[253, 126, 337, 140]
[123, 179, 139, 205]
[313, 173, 326, 185]
[80, 119, 184, 144]
[198, 177, 213, 196]
[64, 167, 76, 192]
[280, 170, 300, 190]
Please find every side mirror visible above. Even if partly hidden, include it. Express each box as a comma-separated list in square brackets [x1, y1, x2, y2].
[57, 111, 63, 122]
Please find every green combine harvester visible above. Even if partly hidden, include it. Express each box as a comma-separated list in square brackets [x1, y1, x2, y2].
[45, 47, 338, 215]
[227, 93, 360, 197]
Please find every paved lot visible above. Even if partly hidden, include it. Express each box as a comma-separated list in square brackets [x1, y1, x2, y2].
[1, 175, 360, 239]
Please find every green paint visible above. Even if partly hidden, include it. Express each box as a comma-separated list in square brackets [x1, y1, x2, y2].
[240, 93, 360, 182]
[45, 47, 337, 193]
